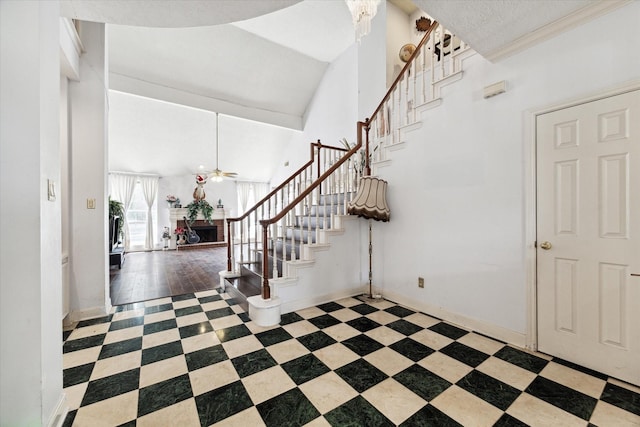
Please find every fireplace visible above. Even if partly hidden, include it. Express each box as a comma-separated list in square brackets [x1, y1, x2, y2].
[177, 219, 224, 243]
[168, 208, 228, 250]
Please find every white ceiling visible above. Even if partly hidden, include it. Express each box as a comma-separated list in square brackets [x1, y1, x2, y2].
[62, 0, 615, 182]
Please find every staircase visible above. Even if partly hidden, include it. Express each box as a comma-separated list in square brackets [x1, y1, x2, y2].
[221, 20, 475, 324]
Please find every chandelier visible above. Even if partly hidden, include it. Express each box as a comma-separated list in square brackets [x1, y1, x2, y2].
[345, 0, 382, 43]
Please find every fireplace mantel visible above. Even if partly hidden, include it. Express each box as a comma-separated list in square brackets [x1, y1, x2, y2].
[169, 208, 228, 250]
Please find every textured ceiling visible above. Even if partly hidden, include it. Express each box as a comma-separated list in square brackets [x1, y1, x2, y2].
[414, 0, 605, 58]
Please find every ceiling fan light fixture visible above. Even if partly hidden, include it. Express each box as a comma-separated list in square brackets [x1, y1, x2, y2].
[205, 112, 238, 182]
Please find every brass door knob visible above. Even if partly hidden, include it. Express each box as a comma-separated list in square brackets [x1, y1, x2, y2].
[540, 241, 552, 250]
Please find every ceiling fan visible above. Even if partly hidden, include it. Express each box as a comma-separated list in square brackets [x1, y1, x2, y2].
[204, 112, 238, 182]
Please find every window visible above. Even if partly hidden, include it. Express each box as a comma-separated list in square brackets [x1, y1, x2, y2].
[126, 182, 157, 250]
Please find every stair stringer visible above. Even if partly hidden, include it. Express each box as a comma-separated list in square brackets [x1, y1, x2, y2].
[269, 214, 365, 314]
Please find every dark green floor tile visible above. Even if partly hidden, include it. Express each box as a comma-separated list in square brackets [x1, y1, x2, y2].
[317, 301, 344, 312]
[457, 370, 521, 410]
[206, 306, 235, 320]
[308, 314, 341, 329]
[428, 322, 468, 340]
[141, 340, 183, 366]
[77, 315, 112, 328]
[81, 368, 140, 407]
[195, 381, 253, 426]
[494, 346, 549, 373]
[399, 404, 462, 427]
[144, 303, 173, 315]
[216, 324, 252, 343]
[389, 337, 434, 362]
[325, 395, 394, 427]
[256, 327, 294, 347]
[386, 319, 423, 336]
[256, 387, 320, 427]
[346, 317, 381, 332]
[174, 305, 203, 317]
[384, 305, 415, 318]
[172, 293, 195, 302]
[525, 376, 597, 420]
[335, 359, 387, 393]
[600, 382, 640, 416]
[116, 302, 145, 312]
[350, 303, 379, 315]
[440, 342, 488, 368]
[137, 373, 193, 417]
[282, 354, 330, 385]
[297, 331, 336, 352]
[63, 362, 95, 388]
[62, 410, 76, 427]
[109, 316, 144, 331]
[393, 364, 451, 401]
[185, 344, 228, 371]
[63, 334, 106, 353]
[493, 413, 529, 427]
[179, 321, 213, 339]
[231, 348, 277, 378]
[342, 334, 384, 357]
[99, 337, 142, 360]
[280, 312, 304, 325]
[198, 294, 222, 303]
[63, 330, 73, 342]
[143, 318, 177, 335]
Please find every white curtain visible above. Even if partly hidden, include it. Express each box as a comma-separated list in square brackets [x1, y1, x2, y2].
[237, 182, 252, 215]
[109, 173, 136, 250]
[253, 183, 269, 203]
[139, 175, 158, 251]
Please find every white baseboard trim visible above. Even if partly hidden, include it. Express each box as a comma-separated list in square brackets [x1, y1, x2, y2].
[68, 304, 111, 323]
[281, 288, 363, 314]
[46, 393, 68, 427]
[382, 289, 526, 348]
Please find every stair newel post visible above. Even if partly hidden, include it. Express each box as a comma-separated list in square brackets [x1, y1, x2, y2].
[272, 221, 278, 278]
[226, 218, 233, 272]
[261, 223, 270, 300]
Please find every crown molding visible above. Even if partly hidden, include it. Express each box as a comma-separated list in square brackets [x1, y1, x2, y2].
[485, 0, 631, 62]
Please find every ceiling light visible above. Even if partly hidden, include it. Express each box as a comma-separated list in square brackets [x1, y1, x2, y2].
[345, 0, 381, 43]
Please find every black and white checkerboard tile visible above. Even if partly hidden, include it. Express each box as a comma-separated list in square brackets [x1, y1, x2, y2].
[62, 289, 640, 426]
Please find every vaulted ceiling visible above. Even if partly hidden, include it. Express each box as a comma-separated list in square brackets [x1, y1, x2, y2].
[60, 0, 617, 181]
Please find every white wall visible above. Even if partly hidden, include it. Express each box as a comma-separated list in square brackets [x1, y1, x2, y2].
[374, 2, 640, 339]
[386, 1, 413, 87]
[270, 44, 359, 186]
[69, 21, 111, 320]
[0, 1, 65, 425]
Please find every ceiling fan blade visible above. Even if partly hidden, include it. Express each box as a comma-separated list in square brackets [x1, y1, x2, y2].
[221, 172, 238, 177]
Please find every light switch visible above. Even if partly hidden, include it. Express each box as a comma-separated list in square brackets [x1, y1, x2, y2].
[47, 179, 56, 201]
[87, 198, 96, 209]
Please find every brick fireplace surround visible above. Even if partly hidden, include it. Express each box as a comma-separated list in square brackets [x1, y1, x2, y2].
[169, 208, 228, 250]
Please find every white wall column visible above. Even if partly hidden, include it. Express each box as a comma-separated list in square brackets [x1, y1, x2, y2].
[0, 1, 65, 425]
[68, 21, 111, 320]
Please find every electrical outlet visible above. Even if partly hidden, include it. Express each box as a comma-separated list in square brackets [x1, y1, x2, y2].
[418, 277, 424, 288]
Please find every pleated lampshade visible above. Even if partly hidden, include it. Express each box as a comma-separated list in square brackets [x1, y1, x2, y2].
[347, 176, 390, 222]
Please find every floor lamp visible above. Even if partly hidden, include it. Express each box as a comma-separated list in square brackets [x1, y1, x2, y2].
[347, 176, 390, 302]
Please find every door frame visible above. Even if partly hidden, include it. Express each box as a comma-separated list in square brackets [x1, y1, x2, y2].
[524, 79, 640, 352]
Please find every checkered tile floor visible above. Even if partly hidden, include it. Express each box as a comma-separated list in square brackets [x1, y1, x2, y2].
[62, 289, 640, 426]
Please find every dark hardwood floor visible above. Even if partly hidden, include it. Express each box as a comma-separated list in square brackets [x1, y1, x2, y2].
[109, 248, 227, 306]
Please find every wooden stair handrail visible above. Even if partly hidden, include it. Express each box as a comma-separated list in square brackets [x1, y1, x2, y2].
[258, 121, 366, 299]
[369, 20, 439, 124]
[253, 21, 440, 299]
[225, 140, 348, 271]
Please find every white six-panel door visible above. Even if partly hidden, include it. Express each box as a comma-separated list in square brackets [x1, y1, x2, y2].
[536, 89, 640, 386]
